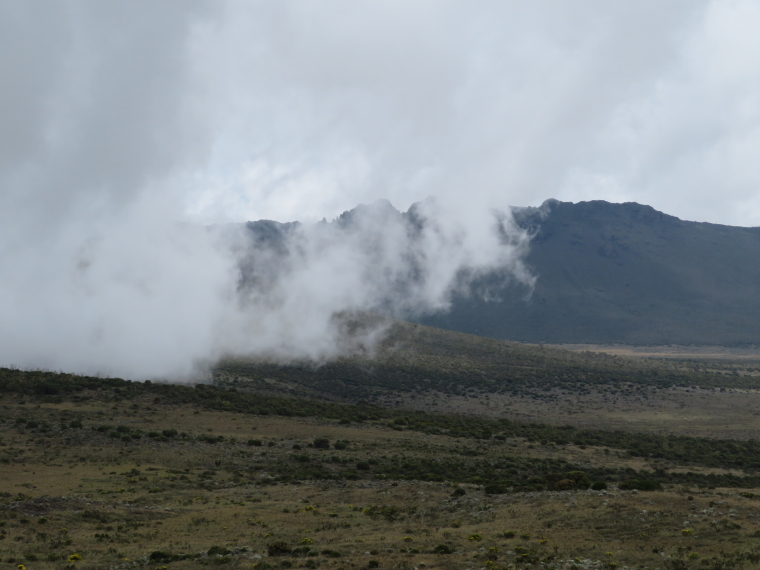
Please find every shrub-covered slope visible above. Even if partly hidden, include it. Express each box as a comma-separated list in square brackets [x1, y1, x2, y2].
[216, 321, 760, 401]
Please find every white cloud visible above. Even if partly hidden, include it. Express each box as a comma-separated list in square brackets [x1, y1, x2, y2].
[1, 0, 759, 377]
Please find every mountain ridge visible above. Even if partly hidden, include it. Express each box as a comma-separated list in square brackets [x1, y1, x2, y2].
[243, 199, 760, 346]
[423, 198, 760, 345]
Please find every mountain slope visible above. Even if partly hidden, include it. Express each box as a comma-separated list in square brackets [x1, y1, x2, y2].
[421, 199, 760, 345]
[243, 199, 760, 346]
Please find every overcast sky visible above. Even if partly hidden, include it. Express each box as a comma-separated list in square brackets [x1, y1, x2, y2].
[2, 1, 760, 378]
[3, 0, 760, 228]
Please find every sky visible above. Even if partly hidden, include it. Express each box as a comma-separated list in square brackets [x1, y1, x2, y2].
[189, 0, 760, 227]
[1, 0, 759, 378]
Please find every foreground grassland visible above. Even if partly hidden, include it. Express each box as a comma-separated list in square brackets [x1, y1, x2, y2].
[4, 374, 760, 570]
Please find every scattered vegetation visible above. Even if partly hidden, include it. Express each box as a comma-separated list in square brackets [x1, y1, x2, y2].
[216, 322, 760, 401]
[3, 326, 760, 568]
[5, 365, 760, 473]
[2, 381, 760, 569]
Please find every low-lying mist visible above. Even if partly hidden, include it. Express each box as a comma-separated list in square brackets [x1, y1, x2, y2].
[0, 196, 533, 380]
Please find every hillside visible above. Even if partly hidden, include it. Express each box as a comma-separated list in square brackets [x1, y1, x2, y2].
[244, 199, 760, 346]
[212, 321, 760, 438]
[215, 321, 760, 401]
[421, 199, 760, 345]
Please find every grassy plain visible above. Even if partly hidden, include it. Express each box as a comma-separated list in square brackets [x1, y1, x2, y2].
[4, 323, 760, 569]
[215, 322, 760, 439]
[3, 383, 760, 570]
[556, 345, 760, 363]
[384, 386, 760, 439]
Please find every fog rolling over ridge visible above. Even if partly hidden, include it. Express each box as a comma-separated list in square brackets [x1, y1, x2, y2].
[3, 2, 760, 377]
[0, 197, 532, 379]
[233, 199, 532, 361]
[0, 2, 530, 379]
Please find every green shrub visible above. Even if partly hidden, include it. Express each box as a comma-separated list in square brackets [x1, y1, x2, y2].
[591, 481, 608, 491]
[565, 471, 591, 490]
[268, 541, 292, 556]
[321, 549, 341, 558]
[313, 438, 330, 449]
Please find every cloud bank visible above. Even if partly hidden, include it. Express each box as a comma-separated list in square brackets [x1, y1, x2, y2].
[228, 199, 532, 362]
[1, 1, 759, 377]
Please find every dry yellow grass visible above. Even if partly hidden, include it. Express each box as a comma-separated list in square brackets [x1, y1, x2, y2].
[379, 385, 760, 440]
[2, 395, 760, 570]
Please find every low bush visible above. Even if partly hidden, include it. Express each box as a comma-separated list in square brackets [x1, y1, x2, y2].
[618, 480, 663, 491]
[268, 541, 292, 556]
[321, 549, 341, 557]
